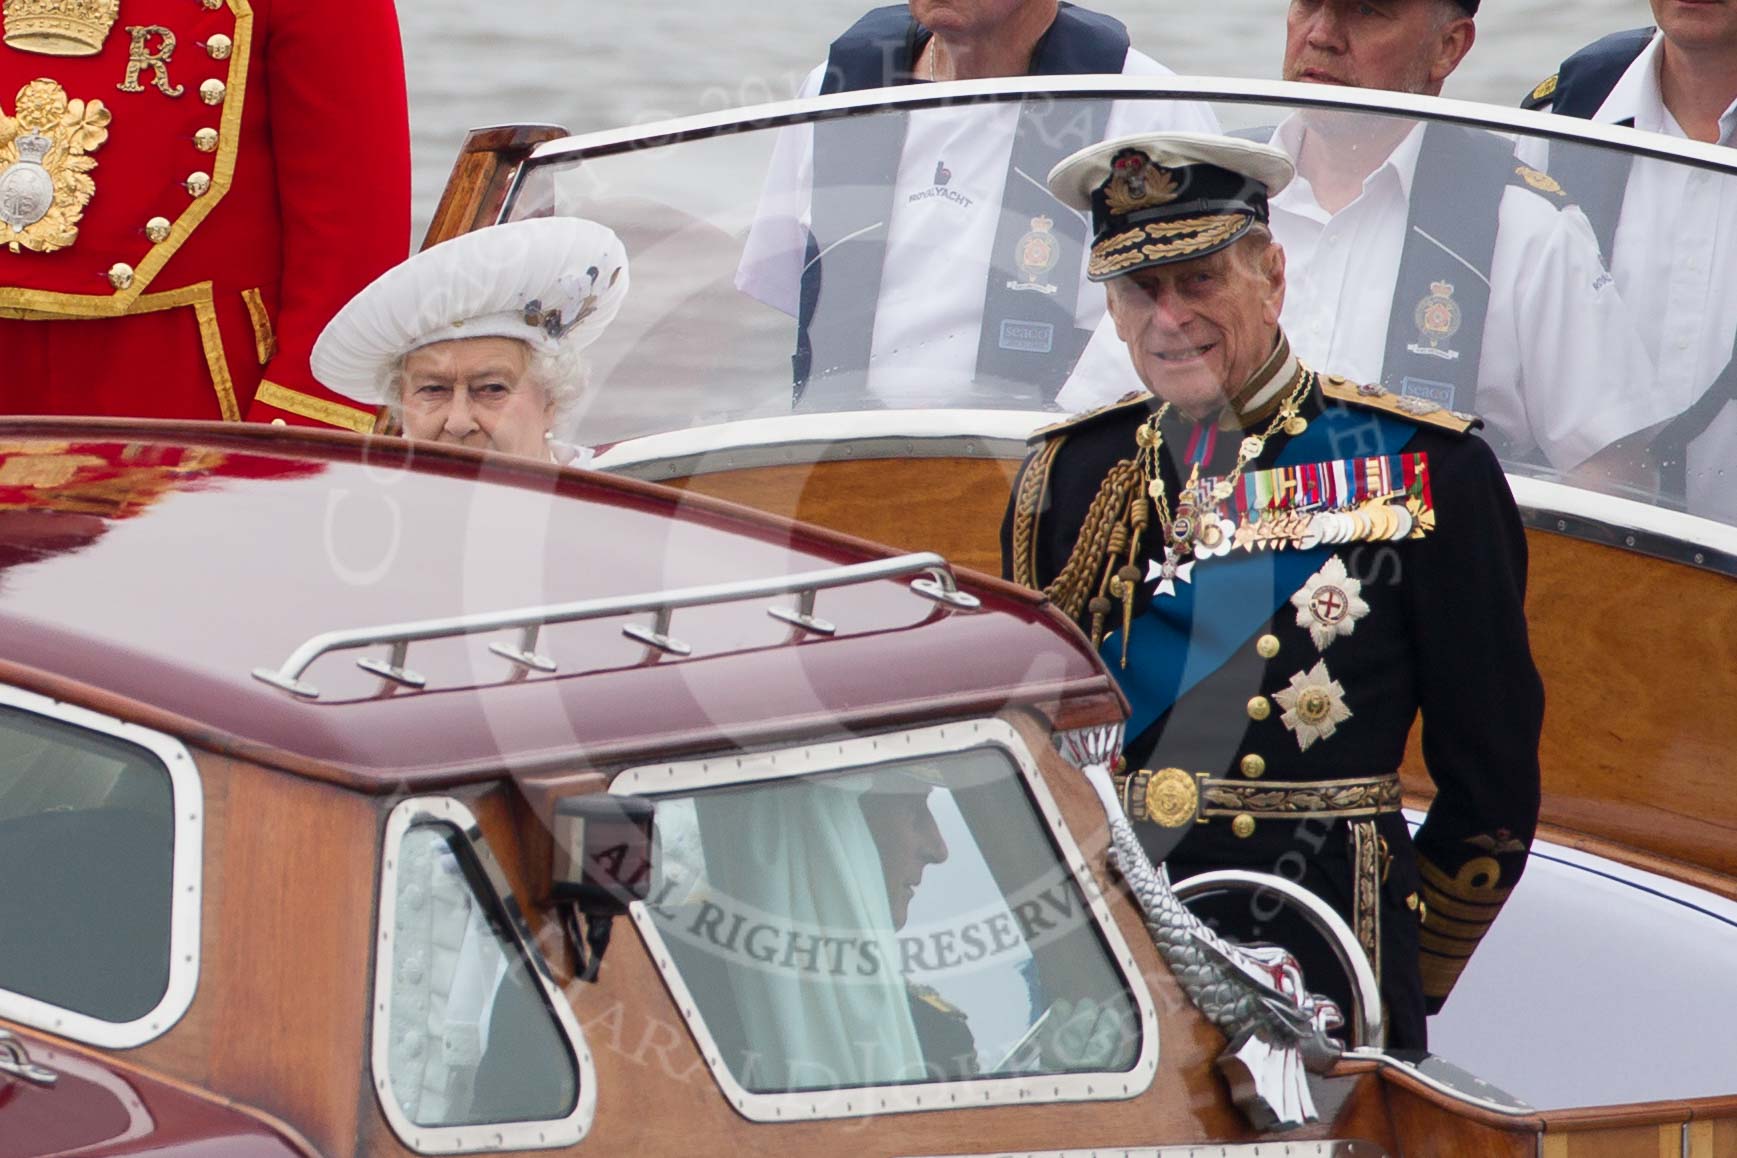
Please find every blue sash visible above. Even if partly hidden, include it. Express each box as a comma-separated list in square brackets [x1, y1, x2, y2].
[1103, 406, 1418, 740]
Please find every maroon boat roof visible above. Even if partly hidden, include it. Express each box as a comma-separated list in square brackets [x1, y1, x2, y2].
[0, 421, 1116, 787]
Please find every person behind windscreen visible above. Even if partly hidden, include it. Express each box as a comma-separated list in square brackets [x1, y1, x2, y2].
[311, 218, 629, 465]
[735, 0, 1217, 411]
[1521, 1, 1737, 519]
[1057, 0, 1670, 477]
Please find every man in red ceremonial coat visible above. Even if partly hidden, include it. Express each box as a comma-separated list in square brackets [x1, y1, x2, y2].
[0, 0, 410, 431]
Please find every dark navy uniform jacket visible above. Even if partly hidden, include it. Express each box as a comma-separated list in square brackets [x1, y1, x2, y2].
[1001, 363, 1544, 1048]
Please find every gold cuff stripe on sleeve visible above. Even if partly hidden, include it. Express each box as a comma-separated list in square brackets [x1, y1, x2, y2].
[1419, 929, 1485, 958]
[1419, 908, 1497, 941]
[1418, 884, 1505, 924]
[241, 287, 277, 366]
[1420, 954, 1471, 1000]
[254, 381, 376, 433]
[1419, 857, 1515, 903]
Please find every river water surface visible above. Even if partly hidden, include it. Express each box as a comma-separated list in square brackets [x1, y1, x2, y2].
[398, 0, 1656, 240]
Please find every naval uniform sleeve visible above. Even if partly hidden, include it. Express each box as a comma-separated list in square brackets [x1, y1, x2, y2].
[1403, 433, 1543, 1012]
[245, 0, 412, 431]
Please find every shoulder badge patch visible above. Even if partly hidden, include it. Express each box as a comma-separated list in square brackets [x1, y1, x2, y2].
[1027, 390, 1152, 444]
[1513, 164, 1567, 200]
[1523, 74, 1559, 109]
[1319, 374, 1481, 435]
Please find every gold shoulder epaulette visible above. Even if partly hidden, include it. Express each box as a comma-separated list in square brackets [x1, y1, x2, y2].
[1027, 390, 1152, 445]
[1513, 164, 1567, 199]
[1524, 73, 1559, 108]
[1319, 374, 1482, 435]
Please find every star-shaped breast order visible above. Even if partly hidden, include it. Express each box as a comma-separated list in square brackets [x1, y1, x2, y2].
[1290, 555, 1370, 651]
[1273, 660, 1352, 751]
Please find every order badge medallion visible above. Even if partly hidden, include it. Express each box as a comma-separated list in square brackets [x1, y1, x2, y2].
[1008, 214, 1061, 294]
[0, 79, 112, 253]
[1407, 280, 1462, 361]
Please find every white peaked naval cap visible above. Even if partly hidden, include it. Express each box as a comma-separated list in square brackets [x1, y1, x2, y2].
[311, 217, 631, 403]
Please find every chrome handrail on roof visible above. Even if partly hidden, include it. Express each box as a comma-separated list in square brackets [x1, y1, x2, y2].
[251, 552, 981, 700]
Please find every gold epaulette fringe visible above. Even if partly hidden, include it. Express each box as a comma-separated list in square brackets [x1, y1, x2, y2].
[1318, 375, 1482, 436]
[1027, 391, 1152, 445]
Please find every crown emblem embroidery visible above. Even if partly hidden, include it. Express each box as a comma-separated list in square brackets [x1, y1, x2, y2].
[1103, 149, 1180, 216]
[2, 0, 121, 56]
[0, 78, 112, 253]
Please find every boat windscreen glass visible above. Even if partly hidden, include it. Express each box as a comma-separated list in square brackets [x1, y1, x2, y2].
[509, 90, 1737, 547]
[0, 704, 174, 1025]
[631, 739, 1142, 1105]
[382, 821, 579, 1132]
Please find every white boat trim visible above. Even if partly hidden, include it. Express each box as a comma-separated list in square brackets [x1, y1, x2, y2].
[590, 409, 1045, 477]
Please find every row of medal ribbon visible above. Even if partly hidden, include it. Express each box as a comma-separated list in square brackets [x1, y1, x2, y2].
[1188, 451, 1435, 556]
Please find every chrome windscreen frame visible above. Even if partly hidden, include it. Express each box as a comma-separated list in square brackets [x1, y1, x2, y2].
[0, 682, 202, 1050]
[612, 716, 1161, 1122]
[371, 796, 599, 1155]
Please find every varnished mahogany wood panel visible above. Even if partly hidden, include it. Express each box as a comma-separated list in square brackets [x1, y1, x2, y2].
[421, 124, 569, 250]
[1384, 1081, 1537, 1158]
[663, 457, 1023, 578]
[201, 763, 382, 1154]
[1542, 1123, 1680, 1157]
[1396, 528, 1737, 877]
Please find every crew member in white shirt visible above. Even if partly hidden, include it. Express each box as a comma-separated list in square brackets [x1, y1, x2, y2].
[1522, 2, 1737, 520]
[735, 0, 1218, 411]
[1059, 0, 1669, 475]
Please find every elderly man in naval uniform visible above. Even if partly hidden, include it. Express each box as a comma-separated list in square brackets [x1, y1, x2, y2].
[1003, 131, 1543, 1049]
[1521, 1, 1737, 521]
[1057, 0, 1673, 479]
[735, 0, 1217, 411]
[0, 0, 410, 430]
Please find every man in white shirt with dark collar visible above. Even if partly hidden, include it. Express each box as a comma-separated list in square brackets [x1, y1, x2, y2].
[1058, 0, 1669, 475]
[735, 0, 1217, 412]
[1522, 3, 1737, 520]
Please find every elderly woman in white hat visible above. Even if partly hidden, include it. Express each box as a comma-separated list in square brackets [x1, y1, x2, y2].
[312, 217, 629, 464]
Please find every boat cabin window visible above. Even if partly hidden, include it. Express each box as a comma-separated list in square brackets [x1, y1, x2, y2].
[375, 799, 596, 1152]
[513, 87, 1737, 556]
[622, 726, 1152, 1116]
[0, 689, 201, 1047]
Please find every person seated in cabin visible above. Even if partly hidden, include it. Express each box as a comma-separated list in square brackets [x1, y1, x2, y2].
[734, 0, 1219, 412]
[310, 218, 630, 465]
[856, 770, 980, 1079]
[1004, 131, 1544, 1050]
[1519, 3, 1737, 521]
[1055, 0, 1674, 480]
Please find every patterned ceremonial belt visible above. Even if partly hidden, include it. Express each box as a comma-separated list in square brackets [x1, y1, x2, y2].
[1199, 774, 1404, 822]
[1114, 767, 1401, 984]
[1113, 768, 1403, 826]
